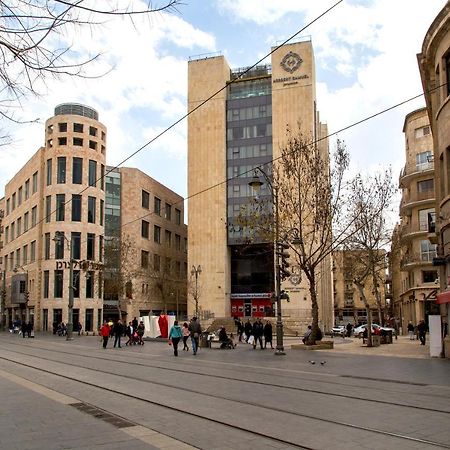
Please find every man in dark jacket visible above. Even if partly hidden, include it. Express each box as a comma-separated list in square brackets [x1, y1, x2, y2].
[188, 317, 202, 355]
[244, 319, 253, 342]
[252, 318, 264, 349]
[113, 320, 124, 348]
[417, 319, 428, 345]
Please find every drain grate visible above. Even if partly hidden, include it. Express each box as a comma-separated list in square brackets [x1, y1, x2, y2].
[70, 402, 135, 428]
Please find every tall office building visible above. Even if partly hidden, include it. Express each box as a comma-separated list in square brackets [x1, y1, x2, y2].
[188, 40, 333, 331]
[1, 103, 106, 331]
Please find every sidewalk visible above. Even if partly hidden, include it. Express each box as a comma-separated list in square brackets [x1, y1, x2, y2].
[287, 334, 432, 359]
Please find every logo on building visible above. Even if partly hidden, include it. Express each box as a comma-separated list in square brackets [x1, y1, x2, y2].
[280, 51, 303, 73]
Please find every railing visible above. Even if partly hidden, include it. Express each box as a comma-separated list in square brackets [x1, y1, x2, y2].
[400, 190, 435, 210]
[400, 161, 434, 180]
[401, 252, 436, 267]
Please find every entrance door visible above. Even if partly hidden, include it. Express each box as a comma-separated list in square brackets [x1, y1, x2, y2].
[73, 309, 80, 331]
[244, 302, 252, 317]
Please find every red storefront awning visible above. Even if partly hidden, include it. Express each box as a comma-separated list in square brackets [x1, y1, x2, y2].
[436, 290, 450, 305]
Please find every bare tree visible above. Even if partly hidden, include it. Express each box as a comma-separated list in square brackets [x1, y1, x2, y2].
[0, 0, 180, 134]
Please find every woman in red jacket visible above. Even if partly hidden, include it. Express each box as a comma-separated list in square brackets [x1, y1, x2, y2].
[100, 321, 111, 349]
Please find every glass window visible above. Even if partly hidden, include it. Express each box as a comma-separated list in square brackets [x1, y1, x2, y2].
[73, 270, 80, 298]
[86, 272, 94, 298]
[141, 250, 149, 268]
[100, 199, 104, 226]
[16, 248, 21, 267]
[57, 157, 66, 183]
[58, 122, 67, 132]
[420, 240, 437, 261]
[417, 179, 434, 193]
[100, 164, 105, 190]
[73, 137, 83, 146]
[30, 241, 36, 262]
[44, 233, 50, 260]
[54, 270, 63, 298]
[72, 195, 82, 221]
[11, 222, 15, 240]
[17, 217, 21, 236]
[71, 232, 81, 259]
[12, 193, 16, 210]
[45, 195, 51, 222]
[32, 171, 38, 193]
[56, 194, 65, 221]
[6, 198, 10, 214]
[46, 159, 52, 185]
[153, 254, 160, 271]
[25, 179, 30, 200]
[175, 234, 181, 251]
[85, 309, 94, 332]
[23, 244, 28, 265]
[89, 126, 97, 136]
[23, 212, 29, 231]
[31, 206, 37, 227]
[89, 160, 97, 187]
[419, 208, 435, 231]
[55, 231, 65, 259]
[154, 225, 161, 244]
[5, 226, 8, 243]
[58, 137, 67, 146]
[73, 123, 83, 133]
[142, 190, 150, 209]
[18, 186, 22, 205]
[165, 203, 172, 220]
[88, 196, 96, 223]
[422, 270, 438, 283]
[43, 271, 49, 298]
[89, 140, 97, 150]
[154, 197, 161, 215]
[87, 233, 95, 260]
[165, 230, 172, 246]
[99, 235, 103, 262]
[73, 157, 83, 184]
[141, 220, 149, 238]
[175, 208, 181, 225]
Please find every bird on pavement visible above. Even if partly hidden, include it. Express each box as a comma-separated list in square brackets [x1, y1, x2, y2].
[320, 361, 326, 365]
[308, 360, 316, 365]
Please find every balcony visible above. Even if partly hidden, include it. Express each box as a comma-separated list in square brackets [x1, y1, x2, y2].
[399, 161, 434, 187]
[401, 252, 436, 269]
[400, 190, 435, 215]
[399, 223, 430, 242]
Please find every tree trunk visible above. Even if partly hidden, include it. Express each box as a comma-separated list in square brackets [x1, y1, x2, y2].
[308, 272, 320, 345]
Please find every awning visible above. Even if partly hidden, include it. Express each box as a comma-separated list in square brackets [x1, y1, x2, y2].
[436, 290, 450, 305]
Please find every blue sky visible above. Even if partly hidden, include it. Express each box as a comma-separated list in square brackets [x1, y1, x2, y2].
[0, 0, 447, 223]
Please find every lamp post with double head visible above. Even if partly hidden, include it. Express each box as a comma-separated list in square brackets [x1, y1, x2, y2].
[53, 232, 74, 341]
[191, 265, 201, 318]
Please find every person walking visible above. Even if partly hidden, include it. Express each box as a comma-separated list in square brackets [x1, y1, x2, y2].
[113, 320, 124, 348]
[346, 322, 353, 338]
[26, 322, 33, 338]
[244, 319, 252, 342]
[417, 319, 428, 345]
[182, 322, 190, 351]
[188, 316, 202, 355]
[252, 318, 264, 349]
[236, 319, 244, 342]
[125, 322, 133, 346]
[407, 321, 415, 340]
[136, 320, 145, 345]
[100, 321, 110, 349]
[264, 320, 273, 349]
[169, 320, 183, 356]
[21, 321, 27, 338]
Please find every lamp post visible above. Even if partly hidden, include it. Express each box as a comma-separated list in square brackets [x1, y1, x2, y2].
[53, 232, 74, 341]
[249, 168, 285, 355]
[191, 265, 201, 318]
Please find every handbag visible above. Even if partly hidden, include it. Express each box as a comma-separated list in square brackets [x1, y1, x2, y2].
[247, 335, 255, 345]
[168, 339, 172, 346]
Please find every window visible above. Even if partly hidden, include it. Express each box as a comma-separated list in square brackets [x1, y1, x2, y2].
[100, 199, 104, 226]
[89, 160, 97, 187]
[5, 226, 8, 243]
[46, 159, 52, 185]
[416, 151, 433, 170]
[43, 271, 49, 298]
[32, 171, 38, 193]
[72, 157, 83, 184]
[141, 220, 149, 238]
[446, 53, 450, 97]
[175, 234, 181, 251]
[73, 137, 83, 146]
[71, 232, 81, 259]
[165, 230, 172, 246]
[419, 208, 435, 231]
[73, 270, 80, 298]
[24, 212, 29, 231]
[16, 248, 20, 267]
[73, 123, 84, 133]
[423, 270, 438, 283]
[141, 250, 149, 268]
[57, 157, 66, 183]
[89, 140, 97, 150]
[30, 241, 36, 262]
[55, 232, 65, 259]
[154, 197, 161, 215]
[12, 193, 16, 210]
[25, 179, 30, 200]
[165, 257, 171, 274]
[417, 179, 434, 193]
[88, 196, 96, 223]
[54, 270, 63, 298]
[31, 206, 37, 227]
[165, 203, 172, 220]
[11, 222, 15, 240]
[58, 137, 67, 146]
[420, 240, 437, 262]
[23, 244, 28, 265]
[100, 164, 105, 191]
[6, 198, 9, 215]
[87, 233, 95, 260]
[142, 190, 150, 209]
[45, 195, 51, 222]
[85, 309, 94, 332]
[89, 126, 97, 136]
[56, 194, 65, 221]
[154, 225, 161, 244]
[415, 126, 431, 138]
[58, 122, 67, 132]
[175, 208, 181, 225]
[17, 217, 21, 236]
[99, 235, 103, 262]
[44, 233, 50, 259]
[72, 195, 82, 221]
[86, 272, 94, 298]
[18, 186, 22, 205]
[153, 254, 160, 271]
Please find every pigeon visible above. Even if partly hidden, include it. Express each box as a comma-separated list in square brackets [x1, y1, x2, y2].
[308, 360, 316, 365]
[320, 361, 326, 365]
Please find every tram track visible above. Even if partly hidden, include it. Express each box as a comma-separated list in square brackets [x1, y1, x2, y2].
[0, 348, 449, 449]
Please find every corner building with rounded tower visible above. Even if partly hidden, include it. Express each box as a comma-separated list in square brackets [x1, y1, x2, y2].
[1, 103, 106, 332]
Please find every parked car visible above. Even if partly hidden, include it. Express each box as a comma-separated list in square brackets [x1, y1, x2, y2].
[353, 323, 395, 338]
[331, 325, 346, 337]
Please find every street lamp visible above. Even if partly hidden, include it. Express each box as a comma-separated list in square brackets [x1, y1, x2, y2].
[53, 231, 74, 341]
[249, 168, 285, 356]
[191, 265, 201, 318]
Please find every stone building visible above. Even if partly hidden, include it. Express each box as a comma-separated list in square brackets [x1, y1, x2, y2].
[394, 108, 439, 331]
[417, 2, 450, 353]
[1, 104, 106, 331]
[187, 39, 333, 331]
[103, 167, 187, 321]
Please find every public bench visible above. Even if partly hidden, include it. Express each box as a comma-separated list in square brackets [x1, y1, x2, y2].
[207, 336, 235, 349]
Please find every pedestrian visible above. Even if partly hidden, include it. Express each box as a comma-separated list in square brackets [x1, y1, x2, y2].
[182, 322, 190, 351]
[407, 321, 415, 340]
[136, 320, 145, 345]
[252, 318, 264, 349]
[125, 322, 133, 346]
[417, 319, 427, 345]
[346, 322, 353, 338]
[264, 320, 273, 349]
[188, 316, 202, 355]
[100, 321, 110, 349]
[113, 320, 124, 348]
[244, 319, 252, 342]
[26, 322, 33, 338]
[168, 320, 183, 356]
[77, 321, 82, 336]
[132, 316, 138, 331]
[21, 321, 27, 338]
[237, 319, 244, 342]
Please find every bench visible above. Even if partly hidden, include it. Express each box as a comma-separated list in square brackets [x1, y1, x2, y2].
[208, 338, 235, 349]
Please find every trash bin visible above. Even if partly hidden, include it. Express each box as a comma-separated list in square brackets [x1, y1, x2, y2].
[199, 332, 210, 348]
[371, 335, 381, 347]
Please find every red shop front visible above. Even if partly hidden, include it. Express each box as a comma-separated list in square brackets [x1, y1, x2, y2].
[230, 294, 273, 318]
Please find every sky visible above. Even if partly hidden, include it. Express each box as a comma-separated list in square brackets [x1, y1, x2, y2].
[0, 0, 447, 224]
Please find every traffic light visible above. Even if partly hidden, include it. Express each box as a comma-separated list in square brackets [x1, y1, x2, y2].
[277, 242, 291, 281]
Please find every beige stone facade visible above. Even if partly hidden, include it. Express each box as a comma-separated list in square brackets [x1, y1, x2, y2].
[187, 40, 333, 331]
[1, 104, 106, 331]
[394, 108, 439, 331]
[104, 167, 187, 321]
[417, 3, 450, 335]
